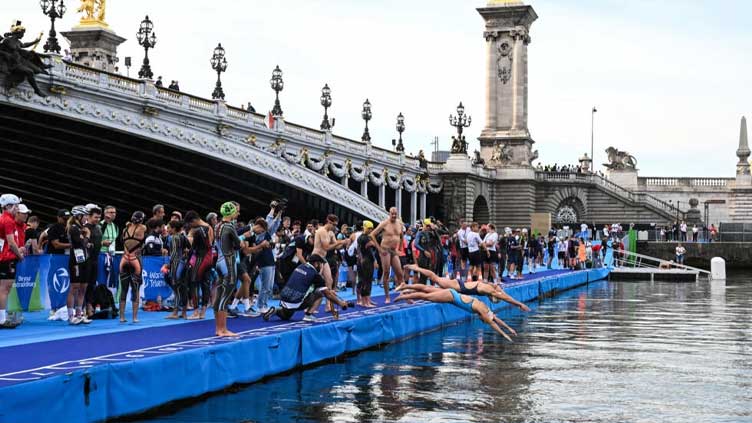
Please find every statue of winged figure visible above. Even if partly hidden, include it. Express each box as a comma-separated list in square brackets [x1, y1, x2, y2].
[77, 0, 107, 24]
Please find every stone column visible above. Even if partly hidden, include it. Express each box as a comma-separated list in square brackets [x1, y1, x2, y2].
[419, 192, 427, 220]
[341, 173, 348, 187]
[410, 191, 418, 224]
[395, 188, 403, 217]
[477, 3, 538, 167]
[378, 184, 386, 209]
[484, 32, 498, 132]
[361, 180, 368, 197]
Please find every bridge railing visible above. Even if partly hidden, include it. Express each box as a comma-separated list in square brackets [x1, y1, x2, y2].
[54, 59, 433, 177]
[535, 171, 686, 220]
[639, 177, 733, 189]
[612, 248, 712, 279]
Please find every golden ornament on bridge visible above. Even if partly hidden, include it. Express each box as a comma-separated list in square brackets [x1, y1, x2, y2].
[487, 0, 524, 5]
[76, 0, 108, 28]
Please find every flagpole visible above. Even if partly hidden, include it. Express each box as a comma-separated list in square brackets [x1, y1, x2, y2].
[591, 106, 597, 172]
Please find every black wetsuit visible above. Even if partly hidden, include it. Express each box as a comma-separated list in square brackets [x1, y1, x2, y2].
[83, 222, 102, 306]
[169, 232, 189, 309]
[357, 233, 377, 296]
[189, 226, 212, 308]
[215, 221, 241, 313]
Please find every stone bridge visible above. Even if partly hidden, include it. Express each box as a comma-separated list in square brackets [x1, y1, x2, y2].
[0, 58, 442, 223]
[440, 158, 686, 229]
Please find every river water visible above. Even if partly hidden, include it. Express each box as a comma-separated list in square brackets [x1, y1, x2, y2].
[138, 277, 752, 423]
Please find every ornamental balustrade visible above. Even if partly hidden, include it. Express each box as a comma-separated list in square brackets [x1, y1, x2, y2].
[535, 171, 685, 221]
[2, 56, 447, 220]
[639, 177, 733, 189]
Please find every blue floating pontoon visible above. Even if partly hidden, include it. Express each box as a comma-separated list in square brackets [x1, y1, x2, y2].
[0, 268, 608, 423]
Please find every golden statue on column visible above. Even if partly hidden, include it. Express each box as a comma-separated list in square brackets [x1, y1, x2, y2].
[77, 0, 108, 27]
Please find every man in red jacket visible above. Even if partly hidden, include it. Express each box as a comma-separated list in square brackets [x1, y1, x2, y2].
[0, 194, 24, 328]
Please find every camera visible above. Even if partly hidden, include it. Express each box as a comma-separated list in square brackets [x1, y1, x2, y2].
[270, 198, 288, 215]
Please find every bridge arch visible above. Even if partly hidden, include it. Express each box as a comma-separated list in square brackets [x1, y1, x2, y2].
[0, 102, 387, 223]
[545, 187, 589, 225]
[472, 195, 490, 224]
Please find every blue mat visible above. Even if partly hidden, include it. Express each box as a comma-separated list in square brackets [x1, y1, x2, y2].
[0, 268, 606, 423]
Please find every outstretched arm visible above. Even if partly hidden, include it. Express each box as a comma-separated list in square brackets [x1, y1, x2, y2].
[487, 320, 513, 342]
[493, 316, 517, 336]
[491, 287, 530, 312]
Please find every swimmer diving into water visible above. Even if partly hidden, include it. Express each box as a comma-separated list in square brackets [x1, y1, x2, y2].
[394, 283, 517, 341]
[405, 264, 531, 312]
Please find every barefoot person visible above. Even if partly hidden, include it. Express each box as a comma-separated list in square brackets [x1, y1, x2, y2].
[357, 220, 378, 307]
[404, 264, 530, 312]
[370, 207, 405, 303]
[214, 202, 251, 337]
[119, 211, 147, 323]
[312, 215, 350, 311]
[263, 254, 352, 322]
[394, 284, 516, 341]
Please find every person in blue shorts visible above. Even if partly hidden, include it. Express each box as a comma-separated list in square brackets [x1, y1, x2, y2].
[263, 254, 352, 323]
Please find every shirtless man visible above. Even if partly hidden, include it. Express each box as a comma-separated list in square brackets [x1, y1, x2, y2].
[370, 207, 405, 303]
[312, 214, 350, 311]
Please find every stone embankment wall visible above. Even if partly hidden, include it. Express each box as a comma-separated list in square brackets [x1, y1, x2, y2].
[638, 242, 752, 269]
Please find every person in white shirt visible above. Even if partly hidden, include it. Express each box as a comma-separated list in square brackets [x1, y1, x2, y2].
[466, 222, 483, 281]
[580, 223, 589, 241]
[482, 224, 499, 283]
[680, 221, 688, 242]
[675, 243, 686, 264]
[692, 224, 699, 242]
[456, 220, 469, 276]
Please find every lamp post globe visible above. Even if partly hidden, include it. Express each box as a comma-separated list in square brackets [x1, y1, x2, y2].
[270, 65, 284, 117]
[210, 43, 227, 100]
[320, 83, 333, 130]
[449, 101, 472, 154]
[40, 0, 66, 54]
[361, 99, 372, 143]
[136, 15, 156, 80]
[395, 112, 405, 152]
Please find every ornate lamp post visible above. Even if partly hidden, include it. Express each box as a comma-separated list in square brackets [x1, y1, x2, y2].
[136, 15, 156, 79]
[210, 43, 228, 100]
[320, 84, 334, 130]
[361, 99, 372, 143]
[270, 65, 284, 117]
[40, 0, 66, 54]
[393, 112, 405, 152]
[449, 101, 471, 154]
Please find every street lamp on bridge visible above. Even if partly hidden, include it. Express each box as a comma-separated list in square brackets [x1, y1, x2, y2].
[136, 15, 156, 79]
[361, 99, 372, 143]
[449, 101, 472, 137]
[40, 0, 66, 54]
[210, 43, 228, 100]
[393, 112, 405, 152]
[320, 84, 334, 130]
[270, 65, 284, 117]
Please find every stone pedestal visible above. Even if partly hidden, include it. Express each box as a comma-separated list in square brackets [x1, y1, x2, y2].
[443, 153, 474, 174]
[61, 27, 126, 72]
[607, 168, 638, 190]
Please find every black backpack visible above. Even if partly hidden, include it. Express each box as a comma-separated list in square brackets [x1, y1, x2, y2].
[91, 285, 118, 319]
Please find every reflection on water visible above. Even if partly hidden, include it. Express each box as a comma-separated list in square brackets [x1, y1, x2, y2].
[138, 277, 752, 423]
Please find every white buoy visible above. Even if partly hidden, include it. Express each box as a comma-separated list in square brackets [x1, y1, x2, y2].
[711, 257, 726, 280]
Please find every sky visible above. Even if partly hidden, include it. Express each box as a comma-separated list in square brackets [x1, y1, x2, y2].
[6, 0, 752, 176]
